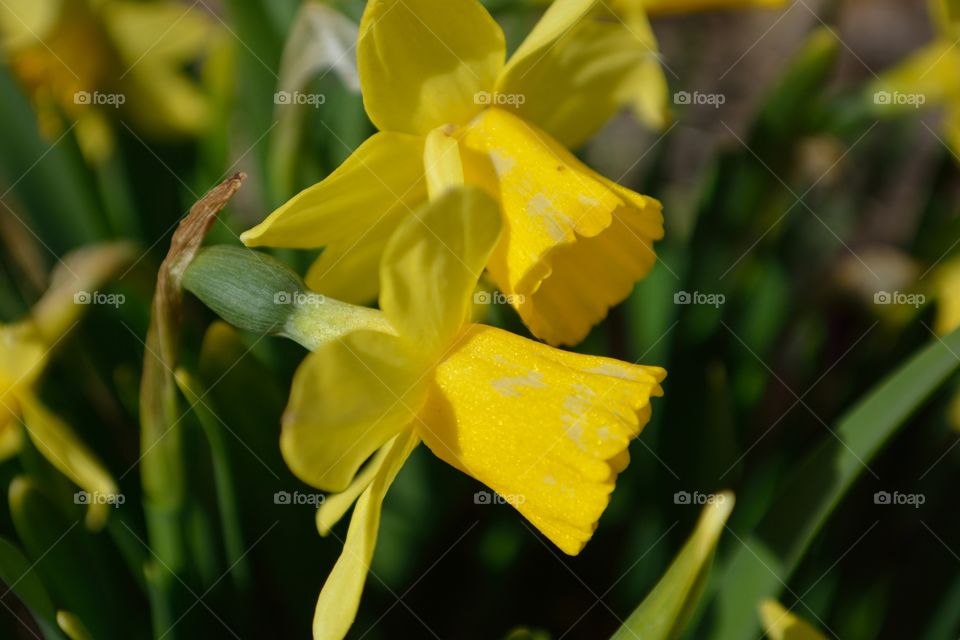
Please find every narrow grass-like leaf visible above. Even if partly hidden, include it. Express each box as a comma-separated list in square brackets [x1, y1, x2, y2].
[0, 536, 64, 639]
[711, 327, 960, 640]
[612, 492, 735, 640]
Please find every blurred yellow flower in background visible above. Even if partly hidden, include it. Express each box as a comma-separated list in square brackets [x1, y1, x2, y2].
[243, 0, 664, 347]
[526, 0, 788, 130]
[0, 243, 132, 529]
[240, 188, 665, 638]
[0, 0, 213, 161]
[873, 0, 960, 155]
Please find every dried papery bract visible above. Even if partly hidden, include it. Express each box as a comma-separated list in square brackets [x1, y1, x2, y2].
[138, 172, 245, 623]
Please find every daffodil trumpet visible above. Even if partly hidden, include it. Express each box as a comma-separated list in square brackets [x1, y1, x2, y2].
[185, 187, 665, 640]
[241, 0, 664, 348]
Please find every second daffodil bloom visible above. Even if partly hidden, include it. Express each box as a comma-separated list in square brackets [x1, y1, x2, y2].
[185, 188, 665, 639]
[873, 0, 960, 155]
[241, 0, 665, 347]
[1, 243, 132, 529]
[0, 0, 212, 160]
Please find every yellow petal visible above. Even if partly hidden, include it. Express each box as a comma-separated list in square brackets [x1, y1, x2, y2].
[242, 131, 425, 255]
[619, 7, 672, 130]
[459, 107, 663, 345]
[30, 242, 136, 341]
[497, 0, 596, 92]
[418, 324, 665, 555]
[316, 441, 393, 536]
[358, 0, 504, 134]
[0, 420, 23, 460]
[313, 430, 418, 640]
[18, 393, 118, 530]
[424, 126, 465, 199]
[0, 324, 47, 399]
[872, 39, 960, 108]
[934, 257, 960, 335]
[758, 599, 828, 640]
[380, 187, 502, 355]
[303, 208, 405, 305]
[0, 0, 61, 50]
[498, 1, 663, 145]
[281, 330, 426, 493]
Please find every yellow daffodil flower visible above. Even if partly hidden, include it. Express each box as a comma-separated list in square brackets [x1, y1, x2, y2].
[758, 599, 828, 640]
[242, 0, 665, 347]
[0, 243, 132, 529]
[0, 0, 212, 161]
[873, 0, 960, 155]
[186, 187, 665, 638]
[297, 188, 663, 638]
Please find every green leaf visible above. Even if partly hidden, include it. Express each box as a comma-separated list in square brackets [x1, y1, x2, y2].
[612, 493, 735, 640]
[8, 477, 121, 640]
[710, 327, 960, 640]
[0, 536, 64, 639]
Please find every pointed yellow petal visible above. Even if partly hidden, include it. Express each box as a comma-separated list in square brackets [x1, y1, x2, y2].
[497, 1, 663, 145]
[872, 39, 960, 108]
[934, 257, 960, 335]
[316, 441, 393, 537]
[497, 0, 596, 92]
[758, 599, 828, 640]
[0, 421, 23, 460]
[424, 126, 465, 199]
[242, 131, 426, 249]
[418, 324, 665, 555]
[30, 242, 136, 341]
[459, 107, 663, 345]
[303, 207, 406, 306]
[380, 187, 502, 354]
[281, 330, 426, 493]
[0, 325, 47, 399]
[358, 0, 504, 134]
[313, 430, 418, 640]
[18, 393, 118, 530]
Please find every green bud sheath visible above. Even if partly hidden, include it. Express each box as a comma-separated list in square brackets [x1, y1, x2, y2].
[183, 246, 392, 349]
